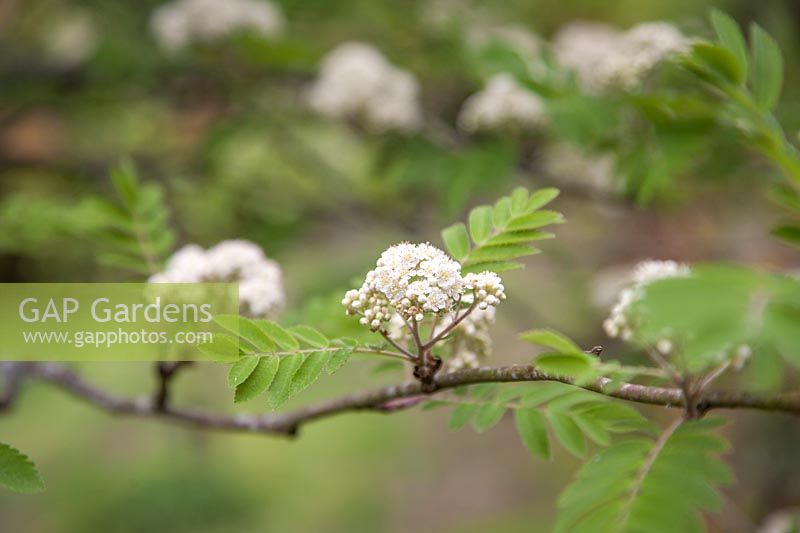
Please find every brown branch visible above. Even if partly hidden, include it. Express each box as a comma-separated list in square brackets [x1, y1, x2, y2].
[153, 361, 194, 411]
[7, 363, 800, 439]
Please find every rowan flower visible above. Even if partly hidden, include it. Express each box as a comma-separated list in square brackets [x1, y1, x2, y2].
[343, 243, 464, 329]
[463, 271, 506, 310]
[344, 243, 505, 372]
[149, 239, 285, 318]
[603, 260, 691, 345]
[150, 0, 285, 52]
[553, 21, 621, 90]
[554, 21, 688, 91]
[458, 74, 546, 132]
[444, 306, 495, 371]
[307, 42, 423, 133]
[597, 22, 689, 89]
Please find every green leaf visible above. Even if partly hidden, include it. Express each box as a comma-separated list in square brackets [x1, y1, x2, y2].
[441, 223, 470, 261]
[772, 225, 800, 247]
[533, 353, 595, 382]
[215, 315, 276, 353]
[526, 188, 560, 211]
[466, 244, 539, 263]
[556, 419, 732, 532]
[691, 42, 745, 85]
[98, 161, 175, 274]
[448, 403, 478, 430]
[234, 355, 280, 403]
[547, 411, 586, 458]
[506, 210, 565, 231]
[520, 329, 582, 354]
[287, 325, 329, 348]
[510, 187, 529, 214]
[472, 403, 506, 433]
[485, 230, 554, 246]
[228, 355, 259, 388]
[0, 444, 44, 493]
[444, 187, 563, 272]
[769, 184, 800, 213]
[514, 408, 550, 458]
[711, 10, 748, 75]
[289, 351, 329, 396]
[325, 347, 352, 375]
[110, 159, 139, 208]
[750, 24, 783, 110]
[468, 206, 494, 244]
[196, 333, 240, 362]
[255, 320, 300, 351]
[461, 261, 524, 274]
[492, 197, 512, 228]
[267, 353, 304, 409]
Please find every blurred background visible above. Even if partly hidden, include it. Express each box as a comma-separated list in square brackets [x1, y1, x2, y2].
[1, 0, 799, 531]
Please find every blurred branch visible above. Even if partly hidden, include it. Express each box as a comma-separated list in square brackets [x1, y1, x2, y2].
[153, 361, 194, 411]
[6, 362, 800, 438]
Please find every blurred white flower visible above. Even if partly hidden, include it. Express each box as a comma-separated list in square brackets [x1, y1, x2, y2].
[554, 20, 688, 91]
[149, 239, 285, 318]
[553, 21, 621, 90]
[444, 306, 495, 371]
[150, 0, 285, 52]
[458, 74, 546, 132]
[307, 42, 423, 133]
[597, 22, 689, 89]
[540, 142, 616, 193]
[44, 11, 97, 65]
[387, 301, 496, 372]
[603, 260, 690, 342]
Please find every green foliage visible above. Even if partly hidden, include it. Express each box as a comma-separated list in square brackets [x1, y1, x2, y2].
[710, 10, 748, 74]
[750, 24, 784, 111]
[94, 160, 176, 275]
[203, 315, 358, 408]
[441, 187, 563, 272]
[633, 266, 800, 374]
[436, 382, 647, 459]
[685, 11, 800, 246]
[521, 329, 600, 383]
[556, 418, 732, 532]
[0, 443, 44, 493]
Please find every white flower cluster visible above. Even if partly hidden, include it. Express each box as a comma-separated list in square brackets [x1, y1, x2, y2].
[343, 242, 505, 332]
[342, 243, 462, 330]
[458, 74, 546, 132]
[386, 304, 495, 372]
[463, 272, 506, 309]
[445, 306, 495, 371]
[598, 22, 689, 89]
[150, 0, 285, 52]
[603, 260, 690, 343]
[149, 239, 285, 318]
[554, 21, 621, 91]
[44, 11, 97, 65]
[540, 142, 616, 193]
[307, 42, 423, 133]
[554, 21, 688, 90]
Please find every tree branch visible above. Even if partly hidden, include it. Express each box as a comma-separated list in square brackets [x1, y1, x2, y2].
[8, 362, 800, 438]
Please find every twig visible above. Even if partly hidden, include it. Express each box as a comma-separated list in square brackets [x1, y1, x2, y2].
[378, 330, 417, 360]
[423, 301, 477, 350]
[12, 362, 800, 438]
[154, 361, 194, 411]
